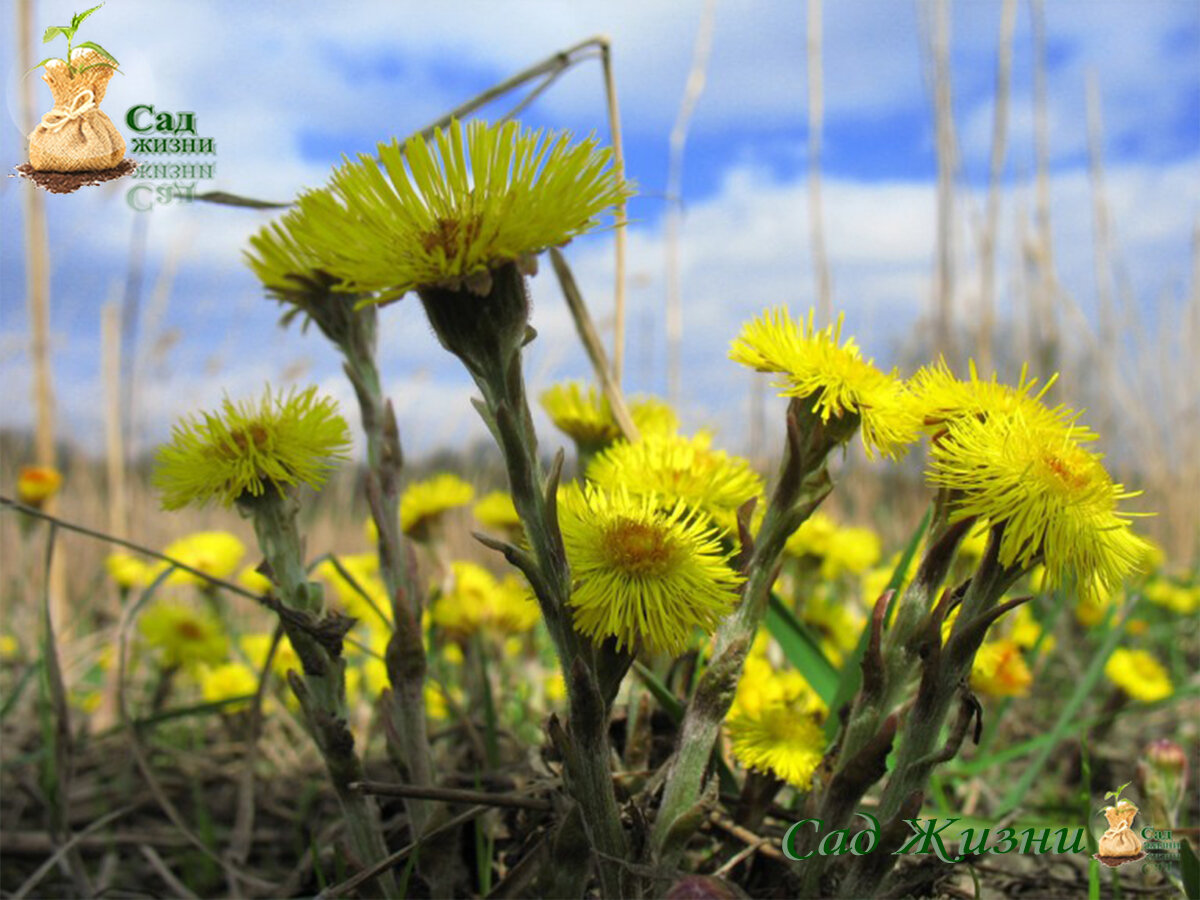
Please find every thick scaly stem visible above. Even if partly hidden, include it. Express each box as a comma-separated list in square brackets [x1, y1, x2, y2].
[652, 398, 840, 868]
[831, 525, 1025, 899]
[291, 289, 439, 844]
[343, 333, 435, 833]
[420, 263, 631, 898]
[243, 489, 398, 899]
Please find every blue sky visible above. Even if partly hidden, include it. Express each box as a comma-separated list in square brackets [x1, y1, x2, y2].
[1, 1, 1197, 460]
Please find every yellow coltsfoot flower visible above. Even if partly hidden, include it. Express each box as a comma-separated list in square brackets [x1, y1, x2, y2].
[908, 358, 1081, 433]
[729, 307, 920, 458]
[586, 432, 762, 524]
[162, 531, 246, 587]
[105, 552, 161, 590]
[542, 382, 622, 448]
[139, 601, 228, 669]
[201, 662, 260, 713]
[558, 484, 743, 656]
[400, 473, 474, 541]
[970, 638, 1033, 698]
[928, 407, 1149, 599]
[154, 386, 351, 511]
[473, 490, 521, 533]
[541, 381, 680, 450]
[726, 658, 827, 789]
[282, 119, 632, 301]
[16, 465, 63, 508]
[1105, 648, 1173, 703]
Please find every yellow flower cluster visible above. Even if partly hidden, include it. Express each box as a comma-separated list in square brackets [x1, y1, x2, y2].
[558, 484, 743, 656]
[259, 119, 633, 301]
[399, 473, 474, 541]
[430, 561, 540, 638]
[918, 359, 1149, 602]
[725, 641, 827, 789]
[784, 512, 882, 579]
[729, 307, 920, 458]
[587, 432, 762, 527]
[1105, 648, 1173, 703]
[540, 381, 679, 448]
[106, 531, 247, 591]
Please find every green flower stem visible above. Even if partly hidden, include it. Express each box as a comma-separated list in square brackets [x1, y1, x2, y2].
[420, 264, 630, 898]
[834, 498, 970, 775]
[836, 525, 1024, 899]
[243, 489, 399, 900]
[340, 318, 436, 837]
[652, 399, 837, 868]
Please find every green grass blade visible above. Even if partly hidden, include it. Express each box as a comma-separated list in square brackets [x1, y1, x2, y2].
[995, 601, 1132, 817]
[765, 592, 838, 705]
[824, 505, 931, 741]
[631, 662, 739, 794]
[632, 661, 684, 723]
[1, 661, 41, 722]
[1180, 837, 1199, 900]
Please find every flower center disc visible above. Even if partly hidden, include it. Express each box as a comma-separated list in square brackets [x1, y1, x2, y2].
[601, 519, 678, 577]
[175, 620, 205, 641]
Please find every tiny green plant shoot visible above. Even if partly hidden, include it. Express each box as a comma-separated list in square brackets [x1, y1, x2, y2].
[1102, 780, 1133, 811]
[29, 5, 120, 77]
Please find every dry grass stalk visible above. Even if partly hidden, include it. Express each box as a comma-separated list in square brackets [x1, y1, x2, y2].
[1085, 69, 1118, 434]
[666, 0, 718, 407]
[807, 0, 833, 326]
[931, 0, 958, 360]
[599, 41, 630, 386]
[18, 0, 66, 629]
[977, 0, 1018, 373]
[1029, 0, 1059, 378]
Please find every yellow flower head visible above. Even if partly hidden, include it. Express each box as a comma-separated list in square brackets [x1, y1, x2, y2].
[909, 359, 1093, 447]
[1010, 603, 1054, 653]
[430, 562, 539, 637]
[542, 382, 621, 446]
[970, 639, 1033, 698]
[316, 554, 389, 629]
[400, 473, 474, 541]
[629, 397, 681, 438]
[281, 119, 633, 301]
[726, 661, 827, 789]
[16, 465, 63, 508]
[822, 527, 882, 579]
[1143, 579, 1200, 616]
[240, 632, 302, 680]
[237, 565, 273, 595]
[0, 634, 19, 661]
[139, 601, 228, 669]
[785, 512, 837, 559]
[800, 591, 865, 664]
[162, 531, 245, 587]
[201, 662, 259, 713]
[154, 386, 351, 510]
[105, 553, 160, 590]
[1105, 648, 1173, 703]
[558, 484, 743, 656]
[929, 407, 1149, 600]
[586, 433, 763, 522]
[541, 382, 680, 449]
[473, 490, 521, 533]
[729, 307, 920, 458]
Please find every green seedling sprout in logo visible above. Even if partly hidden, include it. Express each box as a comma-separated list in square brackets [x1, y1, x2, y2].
[29, 4, 120, 77]
[1097, 780, 1138, 822]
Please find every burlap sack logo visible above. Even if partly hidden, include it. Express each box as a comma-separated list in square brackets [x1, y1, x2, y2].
[16, 4, 134, 194]
[1094, 781, 1146, 868]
